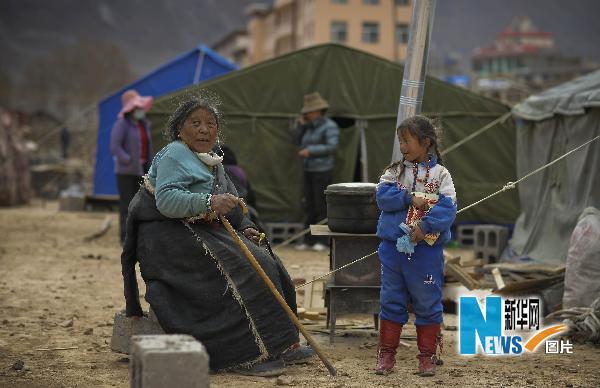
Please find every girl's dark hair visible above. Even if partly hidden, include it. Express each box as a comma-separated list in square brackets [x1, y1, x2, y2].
[384, 115, 444, 176]
[164, 96, 222, 142]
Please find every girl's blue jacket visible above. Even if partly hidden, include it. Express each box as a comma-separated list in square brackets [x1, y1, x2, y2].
[375, 158, 457, 246]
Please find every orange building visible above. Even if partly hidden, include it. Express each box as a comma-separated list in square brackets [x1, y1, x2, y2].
[213, 0, 413, 66]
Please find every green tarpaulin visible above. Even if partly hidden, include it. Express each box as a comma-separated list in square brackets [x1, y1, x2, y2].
[148, 44, 520, 223]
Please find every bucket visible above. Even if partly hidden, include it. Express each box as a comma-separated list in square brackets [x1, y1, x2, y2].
[325, 182, 379, 234]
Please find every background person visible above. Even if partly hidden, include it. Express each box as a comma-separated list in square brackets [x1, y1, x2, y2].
[292, 92, 339, 251]
[110, 89, 153, 243]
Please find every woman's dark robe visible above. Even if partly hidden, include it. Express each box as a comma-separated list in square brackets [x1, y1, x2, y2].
[120, 163, 299, 370]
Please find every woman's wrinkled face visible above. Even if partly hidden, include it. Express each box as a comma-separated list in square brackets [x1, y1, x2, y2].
[179, 107, 218, 153]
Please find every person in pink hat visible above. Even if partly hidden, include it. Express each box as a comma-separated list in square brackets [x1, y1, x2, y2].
[110, 89, 154, 243]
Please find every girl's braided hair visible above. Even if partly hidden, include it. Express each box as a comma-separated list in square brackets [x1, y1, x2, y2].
[384, 115, 444, 178]
[164, 94, 223, 142]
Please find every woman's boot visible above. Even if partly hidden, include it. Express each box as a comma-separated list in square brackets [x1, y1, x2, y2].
[375, 320, 402, 375]
[416, 324, 441, 377]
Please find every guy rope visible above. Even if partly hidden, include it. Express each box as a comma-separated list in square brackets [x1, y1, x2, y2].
[295, 135, 600, 291]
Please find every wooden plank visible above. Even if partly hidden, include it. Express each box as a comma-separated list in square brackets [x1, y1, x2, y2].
[507, 272, 527, 282]
[83, 216, 112, 242]
[445, 262, 481, 290]
[483, 263, 565, 275]
[493, 274, 564, 294]
[310, 224, 376, 237]
[491, 268, 505, 290]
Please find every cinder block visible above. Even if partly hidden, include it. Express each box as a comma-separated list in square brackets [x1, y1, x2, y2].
[110, 310, 165, 354]
[456, 224, 476, 246]
[264, 222, 304, 244]
[473, 225, 509, 263]
[130, 335, 209, 388]
[59, 195, 85, 211]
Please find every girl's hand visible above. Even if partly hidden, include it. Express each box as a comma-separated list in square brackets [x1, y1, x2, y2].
[242, 228, 261, 245]
[411, 196, 430, 211]
[210, 193, 239, 215]
[410, 225, 425, 244]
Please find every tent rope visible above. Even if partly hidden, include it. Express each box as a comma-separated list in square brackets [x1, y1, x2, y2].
[441, 111, 511, 156]
[295, 135, 600, 290]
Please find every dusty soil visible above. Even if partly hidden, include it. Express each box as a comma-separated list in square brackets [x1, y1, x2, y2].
[1, 202, 599, 387]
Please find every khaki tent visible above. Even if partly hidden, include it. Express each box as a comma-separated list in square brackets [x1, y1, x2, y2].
[511, 69, 600, 264]
[148, 44, 519, 223]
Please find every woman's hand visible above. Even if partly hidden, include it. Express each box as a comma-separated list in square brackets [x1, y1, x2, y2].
[210, 193, 239, 215]
[298, 148, 310, 158]
[242, 228, 261, 245]
[410, 225, 426, 244]
[411, 195, 429, 211]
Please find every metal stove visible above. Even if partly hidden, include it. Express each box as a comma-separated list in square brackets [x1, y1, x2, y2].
[310, 225, 381, 343]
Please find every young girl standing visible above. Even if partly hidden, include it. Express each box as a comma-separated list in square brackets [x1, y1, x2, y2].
[374, 115, 457, 377]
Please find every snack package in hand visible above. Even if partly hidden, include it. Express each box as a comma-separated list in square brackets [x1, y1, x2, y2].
[406, 192, 440, 246]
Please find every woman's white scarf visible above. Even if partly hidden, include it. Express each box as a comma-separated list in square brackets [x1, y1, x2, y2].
[195, 151, 223, 166]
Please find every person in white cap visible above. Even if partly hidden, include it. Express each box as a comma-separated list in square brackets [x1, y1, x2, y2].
[292, 92, 340, 251]
[110, 89, 154, 243]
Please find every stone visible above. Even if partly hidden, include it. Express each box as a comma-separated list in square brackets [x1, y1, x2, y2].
[84, 328, 93, 335]
[12, 360, 24, 370]
[110, 310, 164, 354]
[130, 335, 209, 388]
[60, 319, 73, 328]
[276, 376, 295, 386]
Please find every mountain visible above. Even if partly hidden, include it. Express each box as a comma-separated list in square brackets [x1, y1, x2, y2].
[1, 0, 598, 105]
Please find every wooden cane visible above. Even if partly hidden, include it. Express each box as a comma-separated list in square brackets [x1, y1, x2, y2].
[219, 202, 337, 376]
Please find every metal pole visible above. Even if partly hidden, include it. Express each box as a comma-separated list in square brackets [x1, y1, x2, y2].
[391, 0, 437, 162]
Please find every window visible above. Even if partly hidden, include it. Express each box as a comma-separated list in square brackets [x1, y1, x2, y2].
[396, 23, 409, 44]
[363, 0, 379, 4]
[331, 0, 347, 4]
[362, 22, 379, 43]
[330, 21, 348, 42]
[395, 0, 410, 5]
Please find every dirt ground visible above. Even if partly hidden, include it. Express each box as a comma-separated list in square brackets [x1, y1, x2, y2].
[1, 202, 599, 388]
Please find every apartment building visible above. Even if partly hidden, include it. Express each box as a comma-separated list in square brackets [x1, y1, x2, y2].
[214, 0, 413, 67]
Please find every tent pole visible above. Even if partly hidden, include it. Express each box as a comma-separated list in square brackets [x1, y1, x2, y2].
[392, 0, 437, 162]
[358, 120, 369, 182]
[193, 50, 206, 84]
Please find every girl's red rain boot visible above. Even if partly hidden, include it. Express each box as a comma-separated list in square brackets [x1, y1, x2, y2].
[416, 324, 442, 377]
[375, 320, 402, 375]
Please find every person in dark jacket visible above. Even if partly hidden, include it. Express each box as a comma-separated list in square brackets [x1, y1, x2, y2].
[292, 92, 340, 251]
[110, 89, 154, 243]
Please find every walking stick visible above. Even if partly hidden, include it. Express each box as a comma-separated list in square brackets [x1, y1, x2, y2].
[219, 202, 337, 377]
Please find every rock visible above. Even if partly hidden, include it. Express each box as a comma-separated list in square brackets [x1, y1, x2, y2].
[12, 360, 24, 370]
[2, 319, 8, 324]
[84, 328, 93, 335]
[565, 384, 573, 388]
[90, 364, 97, 369]
[526, 379, 534, 384]
[276, 376, 295, 386]
[60, 319, 74, 328]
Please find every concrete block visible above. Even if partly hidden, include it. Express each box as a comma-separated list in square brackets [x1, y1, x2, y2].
[59, 195, 85, 211]
[265, 222, 304, 244]
[111, 310, 165, 354]
[456, 224, 476, 246]
[130, 334, 209, 388]
[473, 224, 509, 263]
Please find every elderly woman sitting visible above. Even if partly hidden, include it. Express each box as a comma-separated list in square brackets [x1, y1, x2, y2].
[120, 96, 313, 376]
